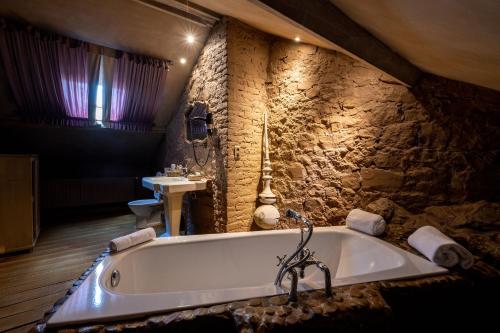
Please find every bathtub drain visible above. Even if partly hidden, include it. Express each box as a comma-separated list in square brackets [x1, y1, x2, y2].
[111, 269, 120, 287]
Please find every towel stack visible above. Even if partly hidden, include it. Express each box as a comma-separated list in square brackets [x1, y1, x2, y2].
[346, 209, 386, 236]
[109, 227, 156, 253]
[408, 226, 474, 269]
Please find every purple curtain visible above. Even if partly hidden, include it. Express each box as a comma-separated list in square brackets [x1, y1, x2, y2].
[0, 21, 93, 126]
[58, 41, 89, 120]
[107, 53, 168, 130]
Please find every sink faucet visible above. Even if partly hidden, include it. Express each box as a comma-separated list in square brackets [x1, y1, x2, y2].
[180, 164, 188, 177]
[275, 209, 333, 302]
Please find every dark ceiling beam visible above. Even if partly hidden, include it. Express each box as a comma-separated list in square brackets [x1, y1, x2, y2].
[257, 0, 421, 86]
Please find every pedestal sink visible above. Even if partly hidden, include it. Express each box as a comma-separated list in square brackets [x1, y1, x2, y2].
[142, 176, 207, 236]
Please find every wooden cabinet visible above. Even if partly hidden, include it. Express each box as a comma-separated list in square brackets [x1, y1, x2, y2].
[0, 155, 40, 254]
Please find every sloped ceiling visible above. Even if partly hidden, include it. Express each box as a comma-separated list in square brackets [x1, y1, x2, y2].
[0, 0, 212, 127]
[331, 0, 500, 91]
[192, 0, 500, 91]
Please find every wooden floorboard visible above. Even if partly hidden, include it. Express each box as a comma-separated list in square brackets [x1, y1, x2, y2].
[0, 304, 52, 332]
[4, 323, 34, 333]
[0, 291, 66, 319]
[0, 281, 74, 308]
[0, 214, 137, 332]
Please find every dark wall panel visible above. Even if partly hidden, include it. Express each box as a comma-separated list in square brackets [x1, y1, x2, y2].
[0, 126, 165, 212]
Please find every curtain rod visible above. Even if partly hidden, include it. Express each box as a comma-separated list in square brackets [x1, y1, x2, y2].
[91, 44, 173, 66]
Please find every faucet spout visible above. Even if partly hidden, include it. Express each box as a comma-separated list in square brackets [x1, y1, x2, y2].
[275, 209, 333, 302]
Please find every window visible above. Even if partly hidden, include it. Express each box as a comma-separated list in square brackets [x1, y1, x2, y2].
[95, 84, 103, 125]
[95, 59, 105, 125]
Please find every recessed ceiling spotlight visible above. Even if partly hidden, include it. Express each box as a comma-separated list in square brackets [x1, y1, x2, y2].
[294, 36, 301, 43]
[179, 57, 187, 65]
[186, 34, 195, 44]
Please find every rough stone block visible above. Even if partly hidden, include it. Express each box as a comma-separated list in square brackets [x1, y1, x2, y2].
[378, 122, 417, 149]
[366, 198, 395, 222]
[361, 168, 403, 191]
[341, 173, 361, 190]
[304, 198, 324, 212]
[373, 150, 403, 169]
[419, 122, 449, 148]
[287, 162, 307, 180]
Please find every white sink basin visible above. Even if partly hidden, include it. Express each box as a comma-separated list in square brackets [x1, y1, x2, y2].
[142, 176, 207, 236]
[142, 176, 207, 194]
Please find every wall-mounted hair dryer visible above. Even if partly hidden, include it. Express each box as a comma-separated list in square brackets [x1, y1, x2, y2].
[206, 112, 213, 135]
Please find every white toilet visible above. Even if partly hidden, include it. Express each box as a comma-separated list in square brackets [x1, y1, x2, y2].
[128, 194, 164, 229]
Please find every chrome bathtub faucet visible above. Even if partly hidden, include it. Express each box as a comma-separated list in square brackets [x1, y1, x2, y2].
[275, 209, 333, 302]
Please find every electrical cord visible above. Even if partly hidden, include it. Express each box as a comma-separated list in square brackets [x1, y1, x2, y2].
[192, 139, 210, 167]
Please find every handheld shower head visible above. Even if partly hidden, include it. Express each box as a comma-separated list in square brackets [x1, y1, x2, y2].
[286, 209, 302, 221]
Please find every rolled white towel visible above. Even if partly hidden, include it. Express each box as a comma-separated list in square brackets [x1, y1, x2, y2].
[346, 209, 386, 236]
[408, 226, 474, 269]
[109, 228, 156, 253]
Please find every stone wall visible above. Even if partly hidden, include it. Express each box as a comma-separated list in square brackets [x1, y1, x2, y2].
[163, 19, 229, 233]
[225, 19, 271, 232]
[166, 18, 500, 232]
[266, 41, 500, 226]
[164, 18, 272, 233]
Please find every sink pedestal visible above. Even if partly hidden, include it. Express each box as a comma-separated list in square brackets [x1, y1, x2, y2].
[164, 193, 183, 236]
[142, 176, 207, 236]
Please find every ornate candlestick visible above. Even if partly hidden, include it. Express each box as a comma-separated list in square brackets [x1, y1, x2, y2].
[254, 111, 280, 229]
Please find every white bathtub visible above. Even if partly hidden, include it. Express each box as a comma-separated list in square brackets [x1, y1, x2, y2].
[48, 227, 447, 327]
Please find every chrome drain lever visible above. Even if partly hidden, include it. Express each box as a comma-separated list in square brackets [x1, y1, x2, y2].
[111, 269, 120, 287]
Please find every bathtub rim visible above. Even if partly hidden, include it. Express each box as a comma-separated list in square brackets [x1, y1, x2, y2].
[47, 226, 448, 327]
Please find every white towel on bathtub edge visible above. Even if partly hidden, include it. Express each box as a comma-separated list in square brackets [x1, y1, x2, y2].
[109, 227, 156, 252]
[408, 226, 474, 269]
[346, 208, 386, 236]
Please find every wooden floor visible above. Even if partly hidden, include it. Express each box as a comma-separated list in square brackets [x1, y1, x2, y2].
[0, 214, 137, 333]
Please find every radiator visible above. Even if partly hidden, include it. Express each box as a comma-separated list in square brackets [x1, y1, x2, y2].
[43, 177, 138, 208]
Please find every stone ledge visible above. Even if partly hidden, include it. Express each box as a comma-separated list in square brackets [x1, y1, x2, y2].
[31, 223, 500, 333]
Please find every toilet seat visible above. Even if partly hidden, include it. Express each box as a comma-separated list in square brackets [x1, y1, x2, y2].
[128, 199, 163, 206]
